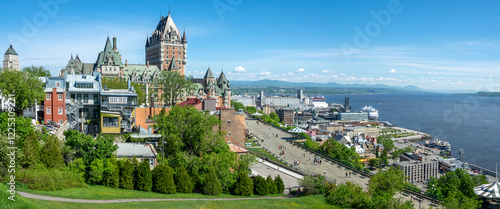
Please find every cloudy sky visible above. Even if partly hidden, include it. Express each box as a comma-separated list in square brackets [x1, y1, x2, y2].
[1, 0, 500, 92]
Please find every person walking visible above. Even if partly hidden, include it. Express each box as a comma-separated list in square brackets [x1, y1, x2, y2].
[324, 170, 327, 176]
[309, 156, 311, 161]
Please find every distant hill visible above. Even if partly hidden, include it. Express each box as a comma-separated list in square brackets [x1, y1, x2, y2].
[231, 79, 422, 92]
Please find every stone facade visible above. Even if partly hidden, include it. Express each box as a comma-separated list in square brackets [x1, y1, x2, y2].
[276, 109, 294, 125]
[218, 108, 246, 148]
[3, 45, 20, 71]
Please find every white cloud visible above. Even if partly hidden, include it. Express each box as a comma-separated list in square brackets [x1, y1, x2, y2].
[234, 66, 246, 72]
[388, 69, 396, 74]
[296, 68, 305, 72]
[427, 71, 439, 75]
[258, 70, 271, 76]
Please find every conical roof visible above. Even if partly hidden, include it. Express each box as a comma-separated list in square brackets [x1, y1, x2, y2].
[104, 37, 113, 51]
[217, 71, 227, 85]
[204, 67, 214, 78]
[182, 30, 187, 43]
[168, 57, 178, 70]
[5, 45, 18, 55]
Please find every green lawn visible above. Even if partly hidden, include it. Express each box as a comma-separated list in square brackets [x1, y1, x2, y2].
[1, 185, 45, 209]
[17, 184, 284, 200]
[29, 195, 340, 209]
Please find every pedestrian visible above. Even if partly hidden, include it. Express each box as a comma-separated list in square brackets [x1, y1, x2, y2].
[349, 171, 351, 177]
[345, 172, 348, 178]
[320, 160, 322, 165]
[324, 170, 327, 176]
[309, 156, 311, 161]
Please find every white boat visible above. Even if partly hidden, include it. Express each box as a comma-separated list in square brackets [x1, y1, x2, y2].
[360, 106, 379, 120]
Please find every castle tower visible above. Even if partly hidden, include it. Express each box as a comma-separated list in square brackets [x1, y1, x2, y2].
[146, 12, 187, 75]
[3, 45, 20, 71]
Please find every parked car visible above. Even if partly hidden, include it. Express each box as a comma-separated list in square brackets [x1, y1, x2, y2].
[46, 121, 61, 128]
[49, 129, 56, 134]
[45, 125, 57, 131]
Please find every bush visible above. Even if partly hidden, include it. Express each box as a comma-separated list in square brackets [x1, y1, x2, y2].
[16, 168, 85, 191]
[88, 158, 104, 185]
[153, 164, 176, 194]
[274, 175, 285, 194]
[232, 171, 253, 196]
[253, 175, 269, 195]
[266, 175, 277, 194]
[103, 158, 119, 188]
[175, 165, 193, 193]
[68, 158, 86, 178]
[325, 181, 371, 208]
[40, 135, 64, 169]
[119, 158, 134, 190]
[203, 168, 222, 196]
[135, 160, 152, 192]
[299, 175, 326, 195]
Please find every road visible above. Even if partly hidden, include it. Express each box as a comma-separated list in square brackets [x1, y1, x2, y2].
[250, 159, 302, 191]
[246, 119, 439, 208]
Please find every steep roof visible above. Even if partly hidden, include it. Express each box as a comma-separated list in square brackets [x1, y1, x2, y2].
[96, 37, 123, 67]
[204, 67, 214, 78]
[217, 71, 227, 85]
[5, 45, 18, 55]
[168, 57, 178, 70]
[152, 14, 181, 41]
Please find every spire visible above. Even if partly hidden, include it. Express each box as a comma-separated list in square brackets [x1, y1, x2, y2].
[146, 36, 150, 47]
[217, 70, 227, 85]
[104, 36, 112, 51]
[5, 45, 18, 55]
[81, 59, 86, 75]
[204, 66, 214, 78]
[75, 54, 81, 62]
[182, 29, 187, 43]
[70, 53, 74, 60]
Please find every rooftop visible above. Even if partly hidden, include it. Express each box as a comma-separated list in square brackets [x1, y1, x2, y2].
[115, 143, 157, 158]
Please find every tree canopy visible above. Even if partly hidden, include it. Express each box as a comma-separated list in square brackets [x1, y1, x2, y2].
[0, 70, 45, 116]
[368, 166, 406, 197]
[22, 65, 51, 77]
[154, 71, 193, 106]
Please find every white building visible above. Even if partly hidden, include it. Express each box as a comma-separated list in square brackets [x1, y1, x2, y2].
[3, 45, 20, 71]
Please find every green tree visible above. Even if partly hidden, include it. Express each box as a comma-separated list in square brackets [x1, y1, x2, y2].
[152, 164, 176, 194]
[69, 158, 86, 178]
[89, 158, 104, 185]
[0, 112, 35, 141]
[246, 106, 257, 114]
[203, 167, 222, 196]
[380, 138, 395, 152]
[471, 175, 488, 186]
[231, 101, 245, 111]
[381, 149, 388, 165]
[269, 112, 279, 122]
[40, 135, 64, 169]
[119, 158, 134, 190]
[64, 130, 118, 166]
[325, 181, 371, 208]
[368, 166, 406, 197]
[103, 158, 119, 188]
[232, 171, 253, 196]
[175, 165, 194, 193]
[253, 175, 269, 195]
[0, 70, 45, 116]
[22, 65, 51, 77]
[375, 145, 379, 158]
[299, 175, 326, 195]
[20, 132, 40, 168]
[442, 191, 482, 209]
[101, 76, 146, 105]
[135, 160, 152, 192]
[266, 175, 277, 194]
[274, 175, 285, 194]
[368, 158, 381, 168]
[154, 71, 193, 106]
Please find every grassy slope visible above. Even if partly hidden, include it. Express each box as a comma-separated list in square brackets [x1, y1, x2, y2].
[17, 184, 284, 200]
[248, 148, 287, 166]
[29, 195, 339, 209]
[0, 185, 46, 209]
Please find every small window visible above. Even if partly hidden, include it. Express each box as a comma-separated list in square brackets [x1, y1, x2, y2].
[58, 107, 63, 115]
[55, 81, 61, 88]
[228, 120, 231, 126]
[47, 107, 51, 114]
[94, 94, 98, 105]
[149, 159, 154, 167]
[228, 131, 231, 137]
[59, 120, 63, 124]
[77, 94, 82, 103]
[46, 94, 51, 100]
[47, 119, 51, 123]
[84, 94, 88, 103]
[58, 94, 63, 100]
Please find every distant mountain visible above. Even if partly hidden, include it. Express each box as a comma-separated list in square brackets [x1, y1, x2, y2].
[230, 79, 422, 91]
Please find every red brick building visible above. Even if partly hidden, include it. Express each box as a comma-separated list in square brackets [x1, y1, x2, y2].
[44, 87, 66, 124]
[218, 108, 246, 148]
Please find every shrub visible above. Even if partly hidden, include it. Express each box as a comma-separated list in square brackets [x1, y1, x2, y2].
[103, 158, 119, 188]
[175, 165, 193, 193]
[135, 160, 152, 192]
[88, 158, 104, 185]
[16, 168, 85, 191]
[203, 168, 222, 196]
[119, 158, 134, 190]
[232, 171, 253, 196]
[40, 135, 64, 169]
[253, 175, 269, 195]
[153, 164, 176, 194]
[274, 175, 285, 194]
[68, 158, 86, 178]
[299, 175, 326, 195]
[266, 175, 277, 194]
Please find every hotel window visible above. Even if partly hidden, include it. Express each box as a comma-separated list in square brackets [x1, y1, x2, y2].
[84, 94, 88, 103]
[178, 52, 181, 54]
[46, 107, 51, 114]
[228, 120, 231, 126]
[58, 94, 63, 100]
[166, 51, 168, 54]
[166, 56, 168, 59]
[58, 108, 63, 115]
[94, 94, 98, 104]
[46, 94, 51, 100]
[93, 109, 98, 118]
[55, 81, 61, 88]
[103, 117, 119, 127]
[71, 94, 75, 103]
[228, 131, 231, 137]
[77, 94, 82, 103]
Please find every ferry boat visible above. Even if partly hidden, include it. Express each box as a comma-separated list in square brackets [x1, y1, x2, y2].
[359, 106, 379, 120]
[425, 138, 451, 152]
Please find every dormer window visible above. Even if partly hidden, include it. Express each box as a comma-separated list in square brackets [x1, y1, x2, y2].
[55, 81, 61, 88]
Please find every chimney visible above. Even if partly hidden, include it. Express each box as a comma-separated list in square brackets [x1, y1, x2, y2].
[113, 37, 117, 51]
[125, 60, 128, 67]
[147, 61, 149, 68]
[127, 79, 131, 90]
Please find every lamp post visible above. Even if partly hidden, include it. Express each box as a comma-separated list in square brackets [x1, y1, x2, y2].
[431, 185, 435, 203]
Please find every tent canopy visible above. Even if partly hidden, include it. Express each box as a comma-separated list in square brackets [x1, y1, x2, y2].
[288, 127, 306, 133]
[474, 182, 500, 199]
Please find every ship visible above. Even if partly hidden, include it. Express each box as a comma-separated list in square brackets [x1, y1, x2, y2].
[359, 106, 379, 120]
[425, 138, 451, 152]
[311, 95, 328, 108]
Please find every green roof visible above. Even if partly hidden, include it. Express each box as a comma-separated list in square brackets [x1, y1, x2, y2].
[96, 37, 123, 67]
[5, 45, 18, 55]
[204, 67, 214, 78]
[123, 64, 160, 77]
[217, 71, 227, 85]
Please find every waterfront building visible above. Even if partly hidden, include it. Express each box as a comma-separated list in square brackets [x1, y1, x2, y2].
[3, 45, 20, 71]
[394, 160, 439, 183]
[336, 112, 368, 121]
[146, 12, 187, 75]
[276, 108, 294, 125]
[232, 96, 255, 107]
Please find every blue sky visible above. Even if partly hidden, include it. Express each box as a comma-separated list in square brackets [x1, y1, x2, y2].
[1, 0, 500, 91]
